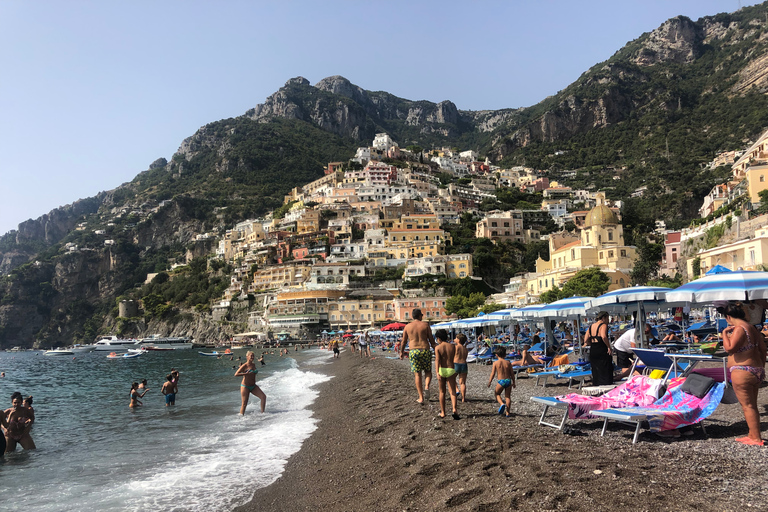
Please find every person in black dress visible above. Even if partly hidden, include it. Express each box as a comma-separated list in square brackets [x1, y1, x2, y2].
[584, 311, 614, 385]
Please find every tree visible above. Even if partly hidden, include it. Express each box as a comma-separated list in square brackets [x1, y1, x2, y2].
[540, 286, 563, 303]
[630, 233, 663, 285]
[691, 257, 701, 278]
[560, 268, 611, 298]
[445, 292, 487, 318]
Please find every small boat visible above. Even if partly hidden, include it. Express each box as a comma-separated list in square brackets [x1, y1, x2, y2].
[140, 346, 174, 352]
[107, 351, 142, 359]
[198, 350, 232, 357]
[44, 348, 75, 356]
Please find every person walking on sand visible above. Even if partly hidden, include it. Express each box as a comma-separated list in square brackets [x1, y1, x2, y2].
[235, 351, 266, 414]
[488, 347, 515, 417]
[453, 333, 469, 402]
[358, 330, 371, 358]
[400, 308, 436, 404]
[329, 337, 340, 358]
[584, 311, 613, 386]
[434, 329, 460, 419]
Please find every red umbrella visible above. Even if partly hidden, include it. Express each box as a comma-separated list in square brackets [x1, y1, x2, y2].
[342, 333, 354, 338]
[381, 322, 407, 331]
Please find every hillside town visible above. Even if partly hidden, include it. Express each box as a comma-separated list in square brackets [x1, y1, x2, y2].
[186, 128, 768, 338]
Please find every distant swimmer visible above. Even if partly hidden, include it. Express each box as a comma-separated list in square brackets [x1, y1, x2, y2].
[235, 351, 266, 414]
[400, 308, 437, 404]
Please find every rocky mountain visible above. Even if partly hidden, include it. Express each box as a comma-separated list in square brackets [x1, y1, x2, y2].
[3, 2, 768, 347]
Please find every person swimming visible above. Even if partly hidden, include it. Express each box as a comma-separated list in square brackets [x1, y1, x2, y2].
[234, 351, 266, 414]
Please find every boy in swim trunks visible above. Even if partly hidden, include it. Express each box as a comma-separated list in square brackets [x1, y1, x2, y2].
[434, 330, 459, 419]
[400, 308, 436, 404]
[161, 374, 175, 407]
[453, 333, 469, 402]
[487, 347, 515, 417]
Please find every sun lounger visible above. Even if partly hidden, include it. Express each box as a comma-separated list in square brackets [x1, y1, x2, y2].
[591, 376, 726, 443]
[531, 375, 663, 430]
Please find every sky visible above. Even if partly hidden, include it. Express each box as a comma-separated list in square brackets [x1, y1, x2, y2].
[0, 0, 760, 235]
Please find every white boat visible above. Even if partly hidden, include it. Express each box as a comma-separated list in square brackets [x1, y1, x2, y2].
[94, 336, 141, 351]
[136, 335, 193, 350]
[71, 344, 97, 353]
[44, 348, 75, 356]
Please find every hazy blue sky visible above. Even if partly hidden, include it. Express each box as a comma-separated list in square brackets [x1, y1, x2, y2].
[0, 0, 758, 235]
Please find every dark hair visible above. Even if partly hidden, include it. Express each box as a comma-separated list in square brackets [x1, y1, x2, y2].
[596, 311, 609, 321]
[167, 374, 174, 382]
[141, 379, 147, 384]
[24, 396, 33, 405]
[532, 334, 540, 344]
[716, 303, 746, 320]
[434, 329, 448, 341]
[456, 333, 467, 345]
[11, 391, 22, 401]
[412, 308, 423, 319]
[494, 346, 507, 358]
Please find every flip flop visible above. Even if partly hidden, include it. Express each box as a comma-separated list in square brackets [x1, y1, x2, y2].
[498, 404, 506, 415]
[452, 413, 461, 420]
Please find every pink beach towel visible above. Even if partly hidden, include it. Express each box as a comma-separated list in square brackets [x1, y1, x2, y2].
[556, 375, 664, 420]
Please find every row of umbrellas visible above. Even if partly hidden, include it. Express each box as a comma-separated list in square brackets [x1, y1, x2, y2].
[432, 270, 768, 348]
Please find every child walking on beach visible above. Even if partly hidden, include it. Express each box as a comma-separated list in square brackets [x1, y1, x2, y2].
[488, 347, 515, 417]
[434, 330, 460, 420]
[453, 333, 469, 402]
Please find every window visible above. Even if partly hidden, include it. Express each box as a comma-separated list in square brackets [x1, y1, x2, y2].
[331, 315, 336, 321]
[459, 263, 466, 268]
[599, 252, 604, 259]
[491, 222, 497, 227]
[620, 250, 626, 257]
[571, 249, 575, 259]
[503, 222, 509, 227]
[341, 305, 345, 311]
[762, 175, 766, 183]
[608, 250, 614, 258]
[608, 231, 613, 241]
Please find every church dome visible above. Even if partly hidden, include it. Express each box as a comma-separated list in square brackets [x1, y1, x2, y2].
[585, 204, 619, 227]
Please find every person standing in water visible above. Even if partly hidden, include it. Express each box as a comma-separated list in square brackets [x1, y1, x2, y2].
[129, 382, 147, 408]
[161, 375, 176, 407]
[235, 351, 266, 414]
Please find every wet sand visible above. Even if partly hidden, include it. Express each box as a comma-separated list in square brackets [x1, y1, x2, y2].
[238, 350, 768, 511]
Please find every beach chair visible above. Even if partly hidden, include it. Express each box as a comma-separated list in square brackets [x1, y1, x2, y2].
[629, 348, 693, 385]
[531, 375, 664, 430]
[591, 375, 726, 443]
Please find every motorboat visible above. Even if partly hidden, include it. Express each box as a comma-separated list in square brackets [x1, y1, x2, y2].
[94, 336, 141, 351]
[136, 335, 193, 350]
[198, 349, 233, 357]
[44, 348, 75, 356]
[107, 351, 142, 359]
[71, 344, 97, 353]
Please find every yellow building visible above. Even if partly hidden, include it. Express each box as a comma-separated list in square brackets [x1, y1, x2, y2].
[297, 209, 321, 234]
[387, 214, 450, 246]
[249, 262, 313, 291]
[745, 163, 768, 203]
[380, 242, 444, 260]
[688, 227, 768, 275]
[531, 194, 637, 296]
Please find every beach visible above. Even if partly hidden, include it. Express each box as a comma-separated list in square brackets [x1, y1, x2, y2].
[240, 350, 768, 512]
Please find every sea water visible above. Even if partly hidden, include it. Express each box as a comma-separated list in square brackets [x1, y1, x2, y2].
[0, 347, 333, 511]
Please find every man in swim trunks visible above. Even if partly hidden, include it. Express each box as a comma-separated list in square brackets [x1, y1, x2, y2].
[487, 347, 515, 417]
[400, 308, 436, 404]
[161, 374, 175, 407]
[434, 329, 459, 419]
[453, 333, 469, 402]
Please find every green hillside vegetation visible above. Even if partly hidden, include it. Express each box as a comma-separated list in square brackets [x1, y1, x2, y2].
[120, 118, 358, 226]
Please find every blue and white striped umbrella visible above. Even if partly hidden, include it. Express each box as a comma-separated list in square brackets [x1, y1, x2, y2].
[665, 270, 768, 304]
[587, 286, 675, 313]
[509, 304, 546, 320]
[531, 296, 593, 319]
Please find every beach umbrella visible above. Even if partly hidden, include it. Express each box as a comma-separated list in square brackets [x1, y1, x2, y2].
[587, 286, 677, 349]
[381, 322, 407, 331]
[705, 264, 732, 275]
[342, 333, 354, 338]
[531, 296, 593, 319]
[665, 270, 768, 303]
[509, 304, 545, 320]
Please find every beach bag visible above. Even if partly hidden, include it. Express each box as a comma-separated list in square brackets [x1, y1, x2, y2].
[680, 373, 716, 398]
[558, 364, 577, 373]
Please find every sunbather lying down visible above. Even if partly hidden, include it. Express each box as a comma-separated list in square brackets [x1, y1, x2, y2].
[509, 344, 545, 367]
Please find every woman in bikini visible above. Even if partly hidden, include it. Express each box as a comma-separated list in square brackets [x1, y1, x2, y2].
[235, 351, 266, 414]
[4, 392, 35, 452]
[718, 302, 767, 446]
[129, 382, 148, 408]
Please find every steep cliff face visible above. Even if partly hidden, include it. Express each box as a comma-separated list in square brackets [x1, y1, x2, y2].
[633, 16, 702, 66]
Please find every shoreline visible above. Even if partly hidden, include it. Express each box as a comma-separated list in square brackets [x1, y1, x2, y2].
[238, 349, 768, 511]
